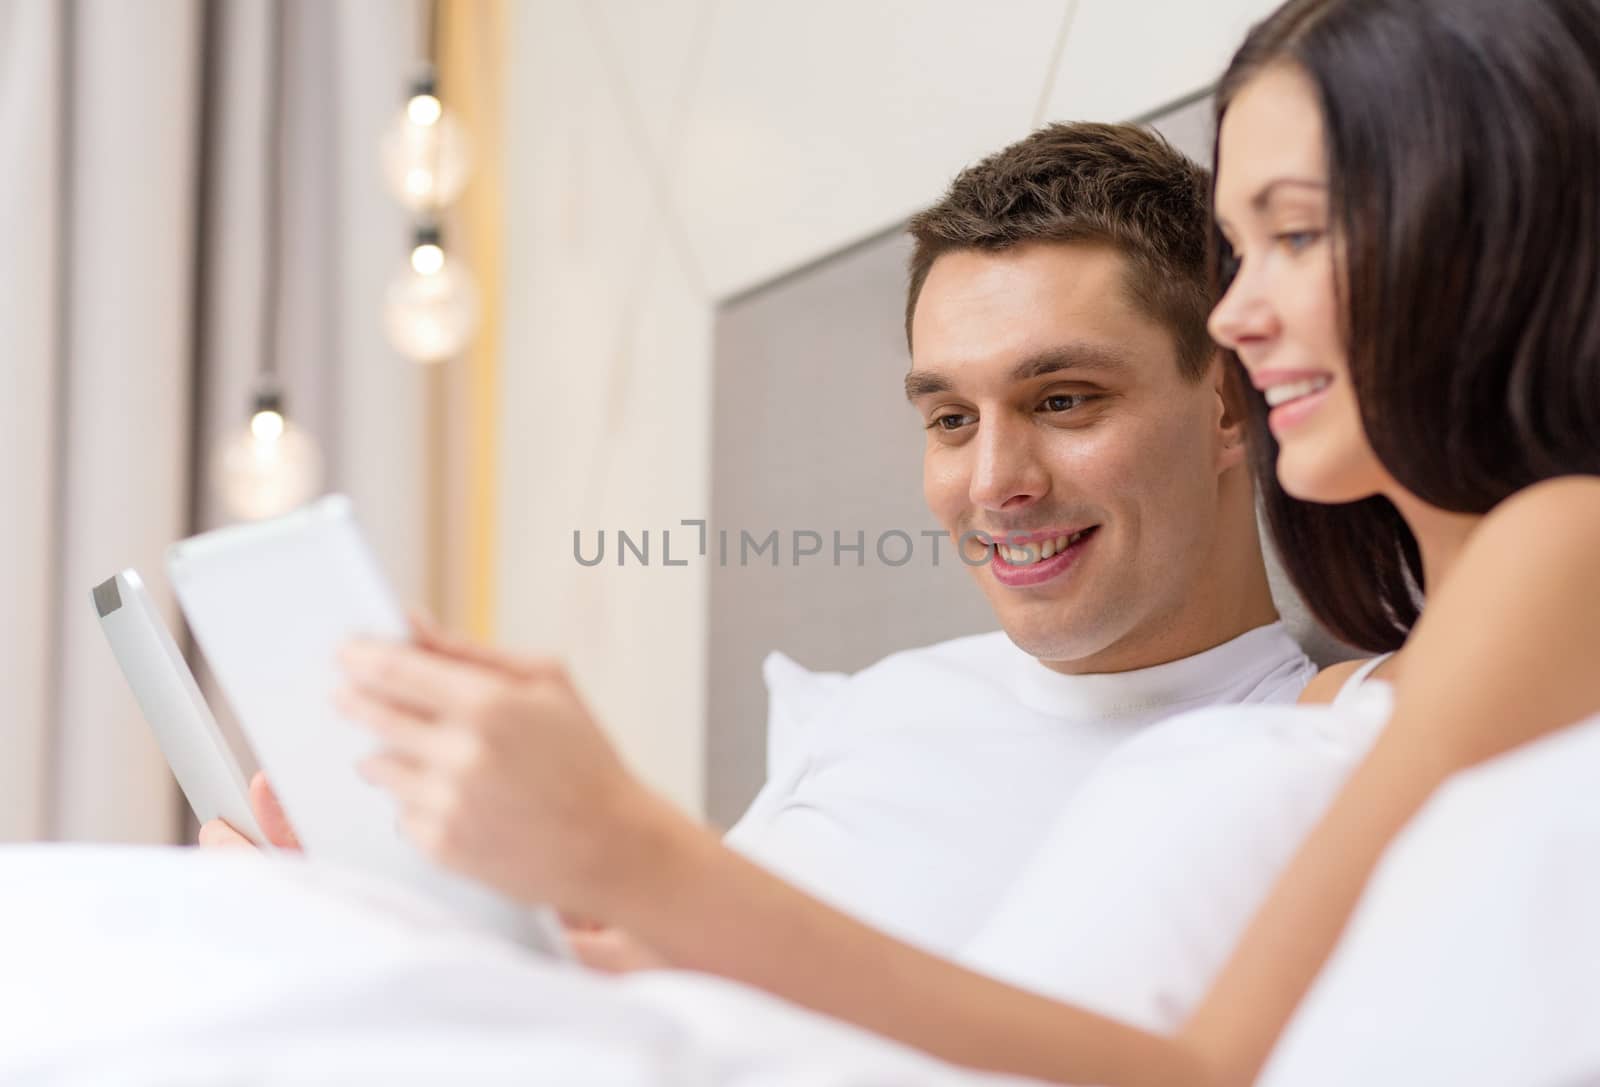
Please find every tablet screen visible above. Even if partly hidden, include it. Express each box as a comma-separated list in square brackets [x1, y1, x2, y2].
[169, 495, 568, 957]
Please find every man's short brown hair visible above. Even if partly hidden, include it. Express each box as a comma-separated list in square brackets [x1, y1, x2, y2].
[905, 121, 1215, 380]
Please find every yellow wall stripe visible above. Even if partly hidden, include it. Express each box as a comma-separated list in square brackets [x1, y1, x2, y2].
[439, 0, 504, 639]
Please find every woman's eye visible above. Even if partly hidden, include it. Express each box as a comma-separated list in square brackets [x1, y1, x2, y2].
[1276, 230, 1323, 253]
[1219, 247, 1242, 289]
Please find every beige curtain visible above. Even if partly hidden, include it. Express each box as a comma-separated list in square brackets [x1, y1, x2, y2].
[0, 0, 428, 843]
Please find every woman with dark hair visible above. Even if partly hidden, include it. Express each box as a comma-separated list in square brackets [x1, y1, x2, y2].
[274, 0, 1600, 1083]
[1213, 0, 1600, 663]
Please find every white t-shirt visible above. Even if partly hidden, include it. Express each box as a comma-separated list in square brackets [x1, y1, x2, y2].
[961, 684, 1390, 1033]
[725, 622, 1315, 954]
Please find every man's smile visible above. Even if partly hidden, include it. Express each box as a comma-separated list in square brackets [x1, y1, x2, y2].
[988, 525, 1100, 587]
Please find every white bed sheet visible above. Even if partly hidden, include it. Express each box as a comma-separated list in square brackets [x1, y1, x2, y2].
[4, 714, 1598, 1086]
[0, 846, 1033, 1087]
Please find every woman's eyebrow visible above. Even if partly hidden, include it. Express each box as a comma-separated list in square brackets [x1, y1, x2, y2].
[1217, 177, 1329, 233]
[1251, 177, 1328, 210]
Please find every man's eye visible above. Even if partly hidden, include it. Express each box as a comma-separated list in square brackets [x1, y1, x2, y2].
[928, 413, 973, 432]
[1040, 394, 1088, 413]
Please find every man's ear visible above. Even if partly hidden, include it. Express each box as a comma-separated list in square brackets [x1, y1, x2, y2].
[1211, 351, 1250, 473]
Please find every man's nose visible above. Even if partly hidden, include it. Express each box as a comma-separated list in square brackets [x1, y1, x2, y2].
[969, 414, 1048, 512]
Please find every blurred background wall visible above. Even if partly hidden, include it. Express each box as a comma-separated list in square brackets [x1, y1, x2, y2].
[1, 0, 1298, 841]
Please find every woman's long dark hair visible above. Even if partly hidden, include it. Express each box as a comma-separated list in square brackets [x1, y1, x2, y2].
[1214, 0, 1600, 653]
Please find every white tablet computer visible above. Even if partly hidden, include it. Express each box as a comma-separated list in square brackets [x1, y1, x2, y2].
[167, 494, 569, 958]
[92, 569, 266, 844]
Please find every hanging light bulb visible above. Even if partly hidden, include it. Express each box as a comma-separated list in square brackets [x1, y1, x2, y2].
[381, 69, 471, 212]
[212, 383, 323, 521]
[383, 221, 480, 362]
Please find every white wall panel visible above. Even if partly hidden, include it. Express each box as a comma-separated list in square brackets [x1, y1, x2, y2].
[567, 244, 711, 810]
[500, 0, 709, 812]
[1042, 0, 1279, 123]
[674, 0, 1068, 299]
[589, 0, 715, 175]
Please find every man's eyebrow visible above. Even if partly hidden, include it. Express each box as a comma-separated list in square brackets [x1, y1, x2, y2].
[904, 370, 952, 400]
[904, 344, 1131, 402]
[1009, 343, 1132, 383]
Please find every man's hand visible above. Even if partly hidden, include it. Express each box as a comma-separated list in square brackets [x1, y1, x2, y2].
[196, 771, 301, 849]
[335, 625, 684, 918]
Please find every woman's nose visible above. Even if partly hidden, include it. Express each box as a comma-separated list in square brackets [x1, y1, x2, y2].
[1208, 261, 1277, 351]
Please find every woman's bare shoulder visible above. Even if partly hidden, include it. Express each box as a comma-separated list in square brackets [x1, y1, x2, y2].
[1400, 474, 1600, 767]
[1482, 475, 1600, 535]
[1297, 659, 1372, 705]
[1446, 476, 1600, 608]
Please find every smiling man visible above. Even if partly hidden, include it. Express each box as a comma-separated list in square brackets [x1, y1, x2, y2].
[911, 242, 1265, 671]
[716, 122, 1314, 954]
[204, 122, 1316, 965]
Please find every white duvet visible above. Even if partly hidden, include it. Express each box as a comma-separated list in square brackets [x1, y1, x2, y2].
[3, 710, 1597, 1087]
[0, 845, 1034, 1086]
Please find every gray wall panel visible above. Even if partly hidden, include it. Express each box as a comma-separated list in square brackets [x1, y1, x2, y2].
[705, 232, 998, 825]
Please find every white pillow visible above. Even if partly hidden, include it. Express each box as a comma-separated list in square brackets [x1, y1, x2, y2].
[759, 651, 848, 778]
[1261, 712, 1600, 1086]
[962, 685, 1391, 1033]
